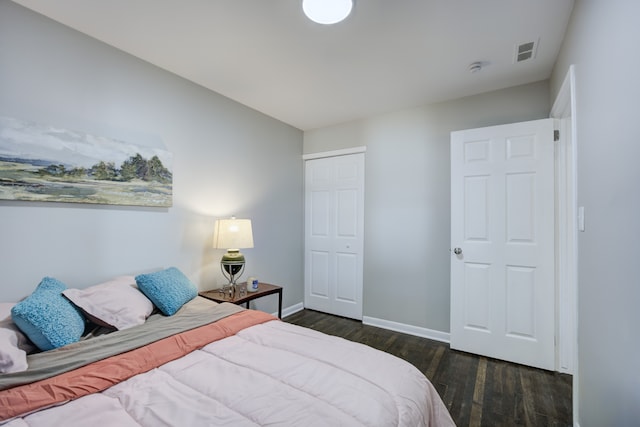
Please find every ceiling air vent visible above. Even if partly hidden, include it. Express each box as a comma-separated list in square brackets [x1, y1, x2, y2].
[514, 40, 538, 63]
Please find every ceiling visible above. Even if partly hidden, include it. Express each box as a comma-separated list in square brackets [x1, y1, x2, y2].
[11, 0, 574, 131]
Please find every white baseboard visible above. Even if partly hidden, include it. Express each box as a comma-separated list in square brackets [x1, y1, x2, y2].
[281, 305, 450, 343]
[277, 302, 304, 318]
[362, 316, 450, 343]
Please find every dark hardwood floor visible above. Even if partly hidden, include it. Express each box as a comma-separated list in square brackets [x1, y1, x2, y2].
[284, 309, 572, 427]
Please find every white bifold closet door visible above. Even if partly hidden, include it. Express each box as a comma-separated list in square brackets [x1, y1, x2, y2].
[304, 152, 364, 320]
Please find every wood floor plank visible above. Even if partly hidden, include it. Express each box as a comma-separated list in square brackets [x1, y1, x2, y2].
[426, 345, 446, 379]
[473, 357, 488, 404]
[470, 357, 487, 426]
[284, 309, 572, 426]
[519, 368, 538, 426]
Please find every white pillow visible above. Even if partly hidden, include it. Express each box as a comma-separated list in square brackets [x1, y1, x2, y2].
[63, 276, 154, 331]
[0, 303, 35, 374]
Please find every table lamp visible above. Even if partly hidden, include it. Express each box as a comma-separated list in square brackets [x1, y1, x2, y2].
[213, 217, 254, 295]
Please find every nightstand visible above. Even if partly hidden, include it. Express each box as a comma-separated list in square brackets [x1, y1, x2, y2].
[199, 282, 283, 319]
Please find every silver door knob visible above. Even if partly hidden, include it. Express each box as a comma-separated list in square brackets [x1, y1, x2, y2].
[453, 247, 462, 255]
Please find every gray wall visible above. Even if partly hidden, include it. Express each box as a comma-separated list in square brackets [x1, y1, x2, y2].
[551, 1, 640, 425]
[0, 1, 304, 315]
[304, 81, 550, 332]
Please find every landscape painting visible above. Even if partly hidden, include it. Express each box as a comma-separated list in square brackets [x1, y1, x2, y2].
[0, 116, 172, 207]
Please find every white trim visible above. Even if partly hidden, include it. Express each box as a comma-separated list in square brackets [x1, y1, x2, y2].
[551, 67, 573, 117]
[302, 146, 366, 160]
[553, 116, 573, 373]
[550, 64, 577, 373]
[550, 64, 579, 425]
[278, 302, 305, 318]
[362, 316, 450, 343]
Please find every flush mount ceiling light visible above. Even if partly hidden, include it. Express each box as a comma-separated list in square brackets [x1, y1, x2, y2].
[303, 0, 353, 25]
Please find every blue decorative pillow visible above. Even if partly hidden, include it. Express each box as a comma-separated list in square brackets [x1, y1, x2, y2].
[135, 267, 197, 316]
[11, 277, 86, 351]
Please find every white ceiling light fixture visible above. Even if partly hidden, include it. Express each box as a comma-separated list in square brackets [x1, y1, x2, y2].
[303, 0, 353, 25]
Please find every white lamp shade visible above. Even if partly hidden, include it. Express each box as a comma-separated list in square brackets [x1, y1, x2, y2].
[213, 218, 254, 249]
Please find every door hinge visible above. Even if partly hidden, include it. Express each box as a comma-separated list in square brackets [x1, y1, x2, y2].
[554, 130, 560, 141]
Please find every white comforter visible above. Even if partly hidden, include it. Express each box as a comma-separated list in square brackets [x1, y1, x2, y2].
[5, 320, 455, 426]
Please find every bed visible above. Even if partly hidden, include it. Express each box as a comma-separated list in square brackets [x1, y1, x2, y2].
[0, 270, 455, 426]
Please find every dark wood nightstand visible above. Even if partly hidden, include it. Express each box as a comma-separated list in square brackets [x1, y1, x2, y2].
[199, 282, 283, 319]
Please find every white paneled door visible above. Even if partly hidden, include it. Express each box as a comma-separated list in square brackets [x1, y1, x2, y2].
[450, 119, 555, 370]
[304, 153, 364, 320]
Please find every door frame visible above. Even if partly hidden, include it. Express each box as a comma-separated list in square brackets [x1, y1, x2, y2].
[302, 146, 367, 161]
[550, 65, 578, 376]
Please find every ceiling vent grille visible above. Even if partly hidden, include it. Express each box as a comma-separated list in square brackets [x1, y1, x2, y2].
[514, 40, 538, 63]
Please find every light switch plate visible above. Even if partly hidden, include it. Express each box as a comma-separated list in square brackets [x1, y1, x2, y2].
[578, 206, 585, 232]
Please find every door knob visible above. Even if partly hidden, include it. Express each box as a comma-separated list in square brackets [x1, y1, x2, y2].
[453, 247, 462, 255]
